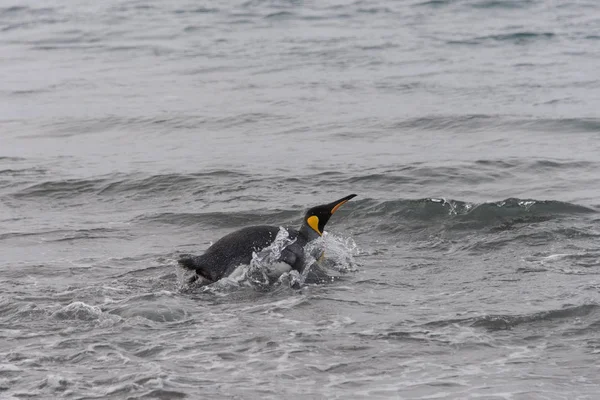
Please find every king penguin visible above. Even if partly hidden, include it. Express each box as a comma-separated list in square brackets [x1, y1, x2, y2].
[178, 194, 357, 285]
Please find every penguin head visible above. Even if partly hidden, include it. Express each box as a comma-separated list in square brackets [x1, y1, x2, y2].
[302, 194, 357, 236]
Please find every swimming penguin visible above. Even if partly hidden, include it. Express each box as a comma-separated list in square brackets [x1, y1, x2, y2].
[178, 194, 357, 286]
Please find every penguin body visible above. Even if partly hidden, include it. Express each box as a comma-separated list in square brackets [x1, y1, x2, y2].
[179, 225, 307, 282]
[179, 194, 356, 285]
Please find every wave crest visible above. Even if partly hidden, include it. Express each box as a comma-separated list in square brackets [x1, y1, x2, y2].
[424, 304, 600, 331]
[356, 197, 595, 232]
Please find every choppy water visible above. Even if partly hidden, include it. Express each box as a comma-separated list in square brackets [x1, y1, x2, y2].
[2, 0, 600, 398]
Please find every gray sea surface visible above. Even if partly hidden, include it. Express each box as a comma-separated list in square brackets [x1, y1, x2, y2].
[2, 0, 600, 398]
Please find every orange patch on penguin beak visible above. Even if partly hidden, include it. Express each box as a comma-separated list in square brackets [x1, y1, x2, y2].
[330, 200, 348, 215]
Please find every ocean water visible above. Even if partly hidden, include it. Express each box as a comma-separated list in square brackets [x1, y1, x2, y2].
[2, 0, 600, 398]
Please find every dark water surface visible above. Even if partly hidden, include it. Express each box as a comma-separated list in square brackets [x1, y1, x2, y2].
[2, 0, 600, 398]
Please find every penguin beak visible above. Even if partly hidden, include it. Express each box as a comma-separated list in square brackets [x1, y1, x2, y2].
[329, 194, 357, 215]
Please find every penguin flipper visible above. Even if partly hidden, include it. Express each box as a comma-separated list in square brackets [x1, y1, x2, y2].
[178, 255, 216, 283]
[178, 255, 198, 270]
[279, 248, 298, 269]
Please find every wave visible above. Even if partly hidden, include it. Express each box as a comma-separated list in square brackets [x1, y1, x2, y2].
[471, 0, 536, 9]
[447, 32, 555, 46]
[12, 178, 109, 199]
[481, 31, 555, 43]
[0, 156, 26, 161]
[173, 6, 219, 14]
[107, 294, 188, 323]
[19, 113, 600, 139]
[389, 115, 600, 133]
[264, 11, 296, 19]
[9, 170, 249, 200]
[132, 197, 595, 237]
[414, 0, 455, 7]
[0, 168, 46, 176]
[474, 159, 595, 170]
[51, 301, 103, 321]
[0, 167, 47, 190]
[136, 209, 299, 228]
[30, 112, 290, 138]
[416, 0, 537, 10]
[0, 227, 122, 242]
[10, 157, 595, 202]
[6, 166, 596, 235]
[353, 197, 595, 230]
[424, 304, 600, 331]
[97, 171, 247, 196]
[0, 6, 55, 17]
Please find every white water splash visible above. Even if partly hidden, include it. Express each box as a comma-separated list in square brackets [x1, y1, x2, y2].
[268, 230, 360, 288]
[246, 227, 297, 287]
[306, 232, 360, 273]
[200, 228, 359, 291]
[51, 301, 103, 321]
